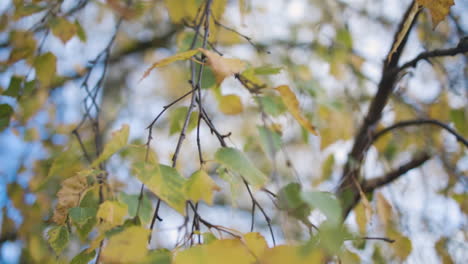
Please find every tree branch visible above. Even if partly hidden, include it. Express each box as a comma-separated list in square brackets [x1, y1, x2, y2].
[398, 43, 468, 72]
[337, 0, 421, 218]
[372, 119, 468, 148]
[362, 153, 431, 193]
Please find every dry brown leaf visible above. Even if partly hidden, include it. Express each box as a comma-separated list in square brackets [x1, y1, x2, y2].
[199, 48, 246, 85]
[416, 0, 455, 28]
[52, 174, 89, 224]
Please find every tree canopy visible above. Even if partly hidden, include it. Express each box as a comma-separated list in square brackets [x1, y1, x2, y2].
[0, 0, 467, 263]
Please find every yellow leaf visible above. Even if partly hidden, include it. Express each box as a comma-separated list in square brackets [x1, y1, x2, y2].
[91, 124, 129, 168]
[387, 228, 412, 261]
[218, 94, 243, 115]
[140, 49, 199, 81]
[185, 170, 220, 205]
[7, 30, 37, 64]
[354, 202, 368, 235]
[199, 48, 246, 85]
[416, 0, 455, 28]
[275, 85, 318, 135]
[259, 245, 324, 264]
[96, 200, 128, 229]
[243, 232, 268, 258]
[164, 0, 200, 24]
[102, 226, 150, 263]
[52, 174, 89, 224]
[376, 193, 393, 227]
[49, 17, 77, 44]
[174, 238, 255, 264]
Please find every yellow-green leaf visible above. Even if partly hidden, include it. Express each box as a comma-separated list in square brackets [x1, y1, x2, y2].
[96, 200, 128, 229]
[388, 228, 412, 261]
[141, 49, 200, 80]
[164, 0, 200, 24]
[218, 94, 243, 115]
[91, 124, 129, 168]
[185, 170, 220, 205]
[435, 237, 454, 264]
[258, 245, 324, 264]
[214, 147, 267, 188]
[275, 85, 318, 135]
[133, 162, 187, 215]
[34, 52, 56, 88]
[102, 226, 150, 263]
[243, 232, 268, 258]
[7, 30, 37, 64]
[49, 17, 77, 44]
[416, 0, 455, 28]
[47, 226, 69, 255]
[376, 193, 393, 227]
[174, 238, 254, 264]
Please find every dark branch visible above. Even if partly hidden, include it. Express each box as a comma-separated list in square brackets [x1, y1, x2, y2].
[372, 119, 468, 148]
[398, 44, 468, 72]
[362, 153, 431, 193]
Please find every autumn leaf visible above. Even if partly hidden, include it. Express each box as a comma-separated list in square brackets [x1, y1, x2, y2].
[275, 85, 318, 135]
[140, 49, 200, 81]
[199, 48, 246, 85]
[258, 245, 324, 264]
[132, 162, 187, 215]
[34, 52, 57, 88]
[184, 170, 221, 205]
[214, 147, 267, 188]
[49, 17, 77, 44]
[52, 174, 89, 224]
[376, 192, 393, 227]
[102, 226, 150, 263]
[47, 225, 69, 255]
[243, 232, 268, 258]
[164, 0, 201, 24]
[416, 0, 455, 28]
[91, 124, 129, 168]
[96, 200, 128, 229]
[218, 94, 243, 115]
[174, 238, 255, 264]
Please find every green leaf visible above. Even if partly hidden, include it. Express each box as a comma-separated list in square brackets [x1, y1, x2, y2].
[70, 249, 96, 264]
[140, 249, 172, 264]
[34, 52, 57, 88]
[253, 66, 282, 75]
[214, 147, 267, 188]
[257, 125, 282, 155]
[13, 4, 45, 20]
[49, 17, 77, 44]
[277, 183, 311, 223]
[69, 207, 97, 227]
[119, 193, 153, 224]
[450, 108, 467, 136]
[91, 124, 130, 167]
[169, 107, 198, 135]
[185, 170, 221, 205]
[74, 20, 87, 42]
[47, 225, 69, 255]
[132, 162, 187, 215]
[336, 28, 353, 49]
[0, 104, 14, 132]
[3, 75, 23, 97]
[258, 95, 287, 117]
[301, 191, 342, 225]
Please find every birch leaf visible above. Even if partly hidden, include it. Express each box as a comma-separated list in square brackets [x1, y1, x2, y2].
[141, 49, 200, 80]
[185, 170, 221, 205]
[102, 226, 150, 263]
[275, 85, 318, 135]
[91, 124, 129, 168]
